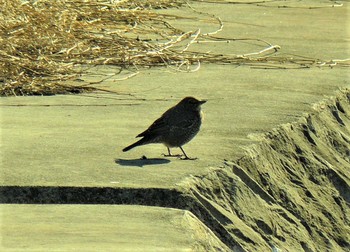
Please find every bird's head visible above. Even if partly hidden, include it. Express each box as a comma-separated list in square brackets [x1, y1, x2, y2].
[180, 97, 206, 111]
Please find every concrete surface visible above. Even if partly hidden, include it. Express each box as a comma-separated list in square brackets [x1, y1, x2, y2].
[1, 1, 350, 251]
[0, 205, 230, 252]
[1, 67, 348, 189]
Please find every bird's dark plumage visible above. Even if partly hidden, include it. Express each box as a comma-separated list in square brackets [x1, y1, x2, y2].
[122, 97, 206, 159]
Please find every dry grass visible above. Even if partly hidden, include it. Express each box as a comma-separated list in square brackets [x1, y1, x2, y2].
[1, 0, 349, 96]
[0, 0, 187, 95]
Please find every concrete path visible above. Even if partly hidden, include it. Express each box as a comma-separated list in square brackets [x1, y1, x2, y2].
[1, 1, 349, 251]
[1, 205, 230, 252]
[1, 66, 347, 189]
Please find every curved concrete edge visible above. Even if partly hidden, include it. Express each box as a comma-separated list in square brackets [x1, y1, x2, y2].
[0, 186, 243, 251]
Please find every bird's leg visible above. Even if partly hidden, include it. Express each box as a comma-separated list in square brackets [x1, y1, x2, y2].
[162, 147, 182, 158]
[167, 147, 171, 156]
[179, 146, 197, 160]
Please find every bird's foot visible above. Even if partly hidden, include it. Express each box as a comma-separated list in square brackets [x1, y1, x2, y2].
[162, 153, 183, 158]
[180, 156, 197, 160]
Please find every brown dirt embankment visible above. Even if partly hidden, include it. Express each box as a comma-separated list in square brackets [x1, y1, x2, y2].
[179, 89, 350, 251]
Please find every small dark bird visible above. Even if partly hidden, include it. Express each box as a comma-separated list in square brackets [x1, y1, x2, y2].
[123, 97, 206, 160]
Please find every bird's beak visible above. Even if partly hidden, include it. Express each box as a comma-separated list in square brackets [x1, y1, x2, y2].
[199, 100, 207, 105]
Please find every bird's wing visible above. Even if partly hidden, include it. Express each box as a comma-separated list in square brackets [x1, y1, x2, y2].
[136, 115, 170, 138]
[172, 118, 196, 129]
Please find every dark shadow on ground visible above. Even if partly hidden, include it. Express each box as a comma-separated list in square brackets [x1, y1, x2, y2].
[115, 158, 170, 167]
[0, 186, 181, 204]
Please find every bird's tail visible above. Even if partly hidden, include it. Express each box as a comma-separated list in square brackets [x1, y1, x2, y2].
[122, 138, 148, 152]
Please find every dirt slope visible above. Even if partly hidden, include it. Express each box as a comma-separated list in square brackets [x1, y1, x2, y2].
[178, 89, 350, 251]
